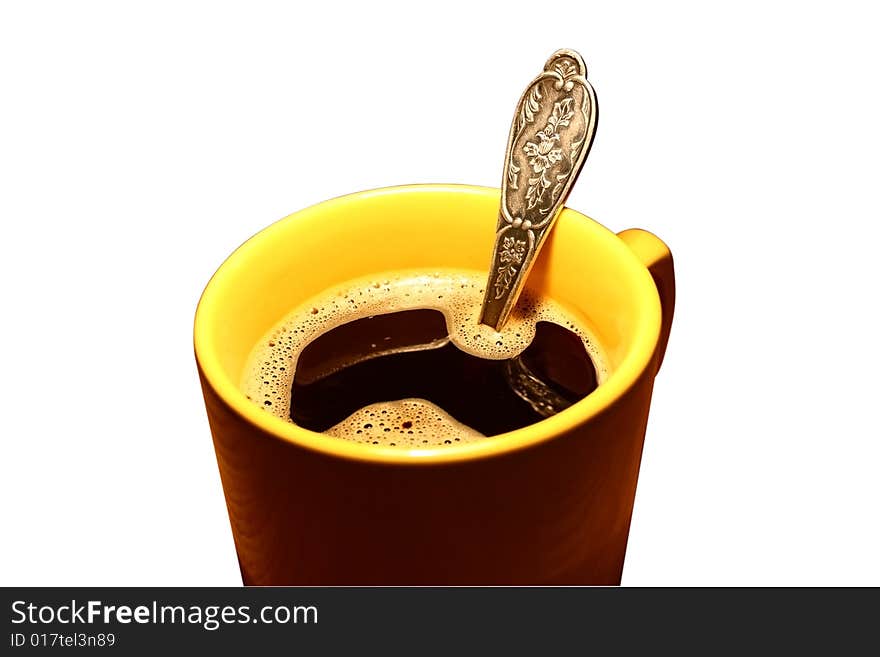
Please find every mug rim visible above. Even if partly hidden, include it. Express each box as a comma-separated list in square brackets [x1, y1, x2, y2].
[194, 184, 661, 465]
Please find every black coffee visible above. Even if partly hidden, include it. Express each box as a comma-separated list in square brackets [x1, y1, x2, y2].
[240, 270, 607, 447]
[290, 310, 598, 436]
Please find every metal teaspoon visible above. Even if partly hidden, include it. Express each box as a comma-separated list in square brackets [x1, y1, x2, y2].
[479, 49, 598, 330]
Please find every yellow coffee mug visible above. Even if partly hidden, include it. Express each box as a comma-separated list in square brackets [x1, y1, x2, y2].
[194, 184, 674, 585]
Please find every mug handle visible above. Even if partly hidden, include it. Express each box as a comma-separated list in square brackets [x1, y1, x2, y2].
[617, 229, 675, 373]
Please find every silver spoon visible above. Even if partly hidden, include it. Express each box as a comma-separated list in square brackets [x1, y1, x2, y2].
[479, 48, 598, 330]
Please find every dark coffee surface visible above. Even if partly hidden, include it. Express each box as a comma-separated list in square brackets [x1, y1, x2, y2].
[290, 310, 598, 436]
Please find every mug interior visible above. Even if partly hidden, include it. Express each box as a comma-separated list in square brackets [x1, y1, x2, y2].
[194, 184, 661, 462]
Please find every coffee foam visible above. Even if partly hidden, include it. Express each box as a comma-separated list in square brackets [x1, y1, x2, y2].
[325, 398, 485, 447]
[240, 269, 609, 444]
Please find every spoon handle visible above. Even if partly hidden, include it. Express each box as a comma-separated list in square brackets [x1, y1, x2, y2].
[479, 49, 598, 330]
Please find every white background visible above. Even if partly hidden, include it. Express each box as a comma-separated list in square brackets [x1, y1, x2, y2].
[1, 1, 878, 586]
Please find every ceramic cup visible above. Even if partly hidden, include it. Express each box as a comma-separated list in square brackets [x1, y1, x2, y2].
[194, 184, 674, 584]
